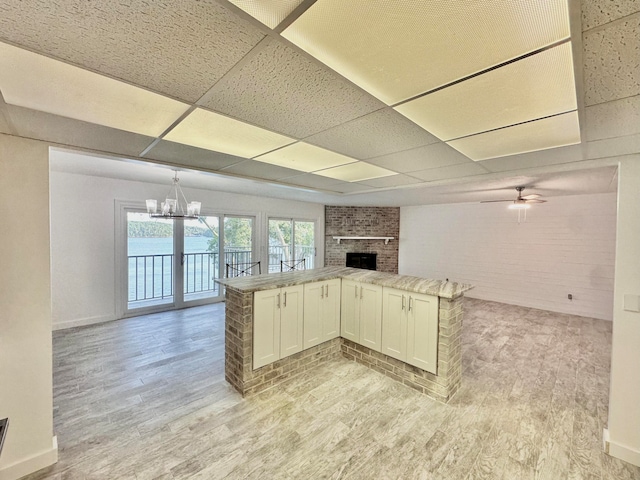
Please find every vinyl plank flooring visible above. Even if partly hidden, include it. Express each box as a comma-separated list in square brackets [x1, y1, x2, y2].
[21, 298, 636, 480]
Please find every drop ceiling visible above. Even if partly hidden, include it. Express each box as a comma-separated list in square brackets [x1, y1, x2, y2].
[0, 0, 628, 202]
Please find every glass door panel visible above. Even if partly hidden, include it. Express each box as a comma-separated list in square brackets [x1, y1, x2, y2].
[183, 216, 220, 302]
[224, 216, 256, 276]
[127, 211, 174, 310]
[294, 221, 315, 270]
[268, 218, 315, 272]
[269, 219, 292, 273]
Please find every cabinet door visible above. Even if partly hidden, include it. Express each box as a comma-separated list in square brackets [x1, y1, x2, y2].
[280, 285, 304, 359]
[340, 280, 360, 343]
[303, 281, 323, 349]
[381, 287, 407, 361]
[359, 283, 383, 352]
[406, 292, 439, 374]
[253, 288, 281, 369]
[322, 279, 341, 341]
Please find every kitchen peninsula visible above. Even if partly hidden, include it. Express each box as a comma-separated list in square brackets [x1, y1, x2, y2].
[218, 267, 473, 403]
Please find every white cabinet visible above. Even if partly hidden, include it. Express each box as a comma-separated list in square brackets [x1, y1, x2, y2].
[253, 285, 304, 369]
[341, 280, 383, 352]
[382, 287, 439, 374]
[303, 279, 341, 349]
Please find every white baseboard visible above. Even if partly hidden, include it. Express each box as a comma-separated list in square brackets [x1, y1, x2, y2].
[53, 313, 115, 331]
[603, 428, 640, 467]
[0, 436, 57, 480]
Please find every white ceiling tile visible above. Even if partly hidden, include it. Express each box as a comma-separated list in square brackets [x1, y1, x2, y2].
[203, 39, 383, 138]
[331, 182, 377, 194]
[283, 0, 570, 104]
[583, 15, 640, 106]
[585, 95, 640, 142]
[314, 162, 396, 182]
[163, 108, 295, 158]
[228, 0, 305, 28]
[408, 163, 489, 182]
[4, 103, 154, 158]
[395, 42, 578, 141]
[0, 42, 190, 137]
[220, 159, 303, 180]
[145, 140, 246, 171]
[478, 144, 584, 172]
[279, 173, 352, 190]
[358, 174, 424, 188]
[365, 142, 472, 173]
[254, 142, 356, 172]
[447, 111, 581, 161]
[305, 108, 439, 159]
[0, 1, 265, 102]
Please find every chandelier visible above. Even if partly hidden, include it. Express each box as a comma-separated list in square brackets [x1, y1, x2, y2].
[146, 171, 201, 219]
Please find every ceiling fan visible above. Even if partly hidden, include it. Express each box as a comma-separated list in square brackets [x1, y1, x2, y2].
[481, 186, 547, 210]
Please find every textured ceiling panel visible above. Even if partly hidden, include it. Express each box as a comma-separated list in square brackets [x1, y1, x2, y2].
[395, 43, 577, 141]
[220, 159, 303, 180]
[144, 140, 246, 172]
[304, 107, 439, 159]
[357, 174, 424, 188]
[330, 182, 377, 194]
[583, 15, 640, 107]
[408, 162, 489, 182]
[202, 39, 383, 138]
[448, 111, 581, 161]
[0, 0, 265, 102]
[581, 0, 639, 31]
[254, 142, 356, 172]
[4, 104, 155, 158]
[314, 162, 396, 182]
[585, 95, 640, 142]
[283, 0, 570, 104]
[228, 0, 305, 28]
[277, 172, 347, 189]
[163, 108, 295, 158]
[0, 43, 190, 137]
[365, 142, 472, 173]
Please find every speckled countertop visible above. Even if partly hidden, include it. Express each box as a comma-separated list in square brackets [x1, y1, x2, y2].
[217, 266, 473, 299]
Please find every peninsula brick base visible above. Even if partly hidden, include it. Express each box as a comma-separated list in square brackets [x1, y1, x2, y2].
[225, 287, 463, 402]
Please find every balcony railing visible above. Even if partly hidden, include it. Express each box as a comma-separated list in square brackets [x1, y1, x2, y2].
[267, 245, 315, 273]
[128, 246, 315, 303]
[128, 249, 252, 303]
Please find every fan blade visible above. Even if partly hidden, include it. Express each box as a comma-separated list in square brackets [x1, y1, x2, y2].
[522, 194, 541, 199]
[525, 199, 546, 203]
[480, 199, 514, 203]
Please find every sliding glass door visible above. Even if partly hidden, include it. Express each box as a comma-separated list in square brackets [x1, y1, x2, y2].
[125, 209, 255, 314]
[268, 218, 315, 273]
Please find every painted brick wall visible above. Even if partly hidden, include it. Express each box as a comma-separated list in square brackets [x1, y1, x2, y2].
[325, 206, 400, 273]
[399, 193, 617, 320]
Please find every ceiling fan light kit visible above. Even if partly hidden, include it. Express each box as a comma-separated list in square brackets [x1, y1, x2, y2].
[481, 186, 546, 223]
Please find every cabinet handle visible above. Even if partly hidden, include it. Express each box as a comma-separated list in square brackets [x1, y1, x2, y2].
[355, 285, 358, 298]
[321, 285, 324, 299]
[325, 284, 329, 297]
[402, 295, 406, 310]
[277, 293, 281, 309]
[409, 296, 413, 312]
[284, 291, 287, 307]
[360, 286, 363, 299]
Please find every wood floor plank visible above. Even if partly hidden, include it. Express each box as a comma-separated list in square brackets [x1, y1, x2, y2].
[20, 299, 635, 480]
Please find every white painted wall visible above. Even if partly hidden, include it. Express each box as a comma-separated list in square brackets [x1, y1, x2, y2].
[606, 157, 640, 466]
[50, 169, 325, 329]
[0, 135, 57, 480]
[399, 192, 617, 320]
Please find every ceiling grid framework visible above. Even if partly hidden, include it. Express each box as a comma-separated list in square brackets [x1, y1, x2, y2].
[0, 0, 610, 197]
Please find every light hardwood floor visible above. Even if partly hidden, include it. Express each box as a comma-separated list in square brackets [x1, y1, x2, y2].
[22, 298, 640, 479]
